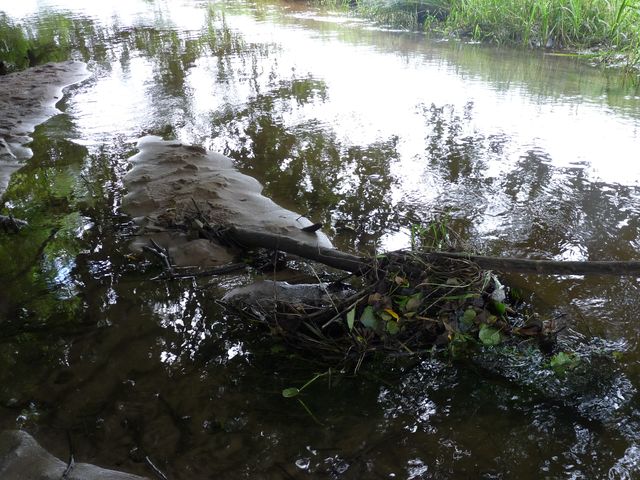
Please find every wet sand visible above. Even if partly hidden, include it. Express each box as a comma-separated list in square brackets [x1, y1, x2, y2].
[122, 136, 333, 267]
[0, 61, 90, 196]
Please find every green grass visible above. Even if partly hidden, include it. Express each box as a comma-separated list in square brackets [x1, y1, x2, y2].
[445, 0, 639, 48]
[319, 0, 640, 71]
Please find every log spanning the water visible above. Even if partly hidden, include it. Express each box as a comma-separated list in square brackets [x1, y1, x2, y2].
[225, 226, 640, 276]
[429, 252, 640, 275]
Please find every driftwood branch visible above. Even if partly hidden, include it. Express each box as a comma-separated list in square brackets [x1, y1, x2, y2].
[225, 226, 640, 276]
[225, 226, 370, 274]
[142, 239, 174, 276]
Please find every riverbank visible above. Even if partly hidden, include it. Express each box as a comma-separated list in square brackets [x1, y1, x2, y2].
[315, 0, 640, 72]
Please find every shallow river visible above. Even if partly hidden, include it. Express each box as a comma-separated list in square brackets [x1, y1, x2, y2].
[2, 0, 640, 478]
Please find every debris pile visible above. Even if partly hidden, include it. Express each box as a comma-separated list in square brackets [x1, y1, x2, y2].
[224, 250, 558, 369]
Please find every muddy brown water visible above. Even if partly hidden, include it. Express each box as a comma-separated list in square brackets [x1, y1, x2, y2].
[1, 1, 640, 478]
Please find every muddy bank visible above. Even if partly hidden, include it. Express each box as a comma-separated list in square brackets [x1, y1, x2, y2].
[0, 61, 90, 196]
[122, 137, 333, 267]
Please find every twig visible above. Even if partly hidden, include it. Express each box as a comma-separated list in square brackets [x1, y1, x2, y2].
[156, 262, 247, 279]
[142, 239, 174, 275]
[309, 265, 339, 314]
[61, 431, 75, 479]
[145, 456, 169, 480]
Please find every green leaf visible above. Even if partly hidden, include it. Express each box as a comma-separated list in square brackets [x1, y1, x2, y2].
[386, 320, 400, 335]
[394, 295, 409, 310]
[360, 306, 377, 329]
[509, 287, 524, 301]
[478, 325, 501, 346]
[346, 308, 356, 331]
[459, 308, 476, 332]
[461, 308, 476, 325]
[549, 352, 579, 373]
[282, 387, 300, 398]
[492, 301, 507, 315]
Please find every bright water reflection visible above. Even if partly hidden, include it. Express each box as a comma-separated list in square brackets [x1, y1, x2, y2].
[1, 0, 640, 478]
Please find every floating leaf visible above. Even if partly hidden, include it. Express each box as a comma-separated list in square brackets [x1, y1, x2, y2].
[549, 352, 579, 373]
[386, 320, 400, 335]
[346, 308, 356, 331]
[461, 308, 476, 325]
[282, 387, 300, 398]
[405, 293, 422, 312]
[360, 306, 377, 329]
[478, 325, 501, 346]
[459, 309, 476, 332]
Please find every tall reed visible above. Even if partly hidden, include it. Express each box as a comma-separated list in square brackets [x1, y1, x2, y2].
[445, 0, 638, 48]
[339, 0, 640, 69]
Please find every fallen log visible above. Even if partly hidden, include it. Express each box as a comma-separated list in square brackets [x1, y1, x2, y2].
[225, 226, 640, 276]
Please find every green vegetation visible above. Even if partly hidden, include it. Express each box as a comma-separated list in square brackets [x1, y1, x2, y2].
[318, 0, 640, 70]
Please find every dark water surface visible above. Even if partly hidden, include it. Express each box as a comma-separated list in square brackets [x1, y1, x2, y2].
[2, 1, 640, 478]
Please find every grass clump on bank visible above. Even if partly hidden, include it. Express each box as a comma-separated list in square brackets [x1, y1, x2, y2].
[318, 0, 640, 70]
